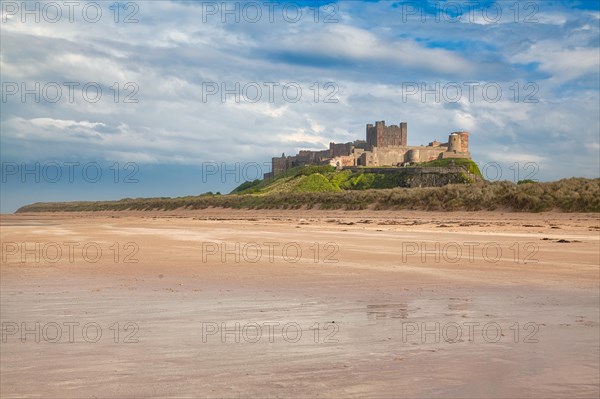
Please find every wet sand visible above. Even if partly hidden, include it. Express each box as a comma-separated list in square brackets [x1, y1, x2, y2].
[1, 210, 599, 398]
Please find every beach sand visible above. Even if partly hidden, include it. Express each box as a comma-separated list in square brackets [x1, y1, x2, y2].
[1, 210, 599, 398]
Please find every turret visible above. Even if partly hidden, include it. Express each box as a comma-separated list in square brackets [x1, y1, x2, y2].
[448, 133, 462, 153]
[456, 131, 469, 152]
[408, 149, 420, 163]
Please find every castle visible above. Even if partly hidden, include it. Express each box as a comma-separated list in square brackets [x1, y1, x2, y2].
[266, 121, 471, 178]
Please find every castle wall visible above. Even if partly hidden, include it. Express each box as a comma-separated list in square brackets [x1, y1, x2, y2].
[440, 151, 471, 160]
[362, 146, 450, 166]
[270, 123, 471, 177]
[329, 142, 353, 157]
[369, 147, 409, 166]
[298, 149, 330, 163]
[412, 147, 448, 162]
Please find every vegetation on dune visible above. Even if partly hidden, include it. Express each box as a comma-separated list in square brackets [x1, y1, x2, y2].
[16, 177, 600, 213]
[230, 179, 261, 193]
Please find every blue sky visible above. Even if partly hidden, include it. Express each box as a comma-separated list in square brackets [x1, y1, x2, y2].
[1, 0, 599, 212]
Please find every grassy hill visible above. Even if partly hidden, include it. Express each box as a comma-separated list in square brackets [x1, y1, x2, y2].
[15, 161, 600, 213]
[231, 160, 482, 195]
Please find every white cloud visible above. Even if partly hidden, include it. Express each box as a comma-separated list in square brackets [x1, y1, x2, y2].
[274, 24, 475, 75]
[30, 118, 105, 130]
[511, 42, 600, 83]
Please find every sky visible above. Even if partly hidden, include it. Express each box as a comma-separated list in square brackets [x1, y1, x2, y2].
[1, 0, 599, 212]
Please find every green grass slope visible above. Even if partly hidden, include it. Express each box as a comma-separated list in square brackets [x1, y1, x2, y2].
[232, 161, 481, 195]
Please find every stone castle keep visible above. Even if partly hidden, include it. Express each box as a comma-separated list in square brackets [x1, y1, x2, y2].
[266, 121, 471, 178]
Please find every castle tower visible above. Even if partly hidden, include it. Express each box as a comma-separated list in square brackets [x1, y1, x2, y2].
[456, 131, 469, 152]
[448, 133, 462, 153]
[366, 120, 408, 149]
[366, 122, 382, 150]
[400, 122, 407, 146]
